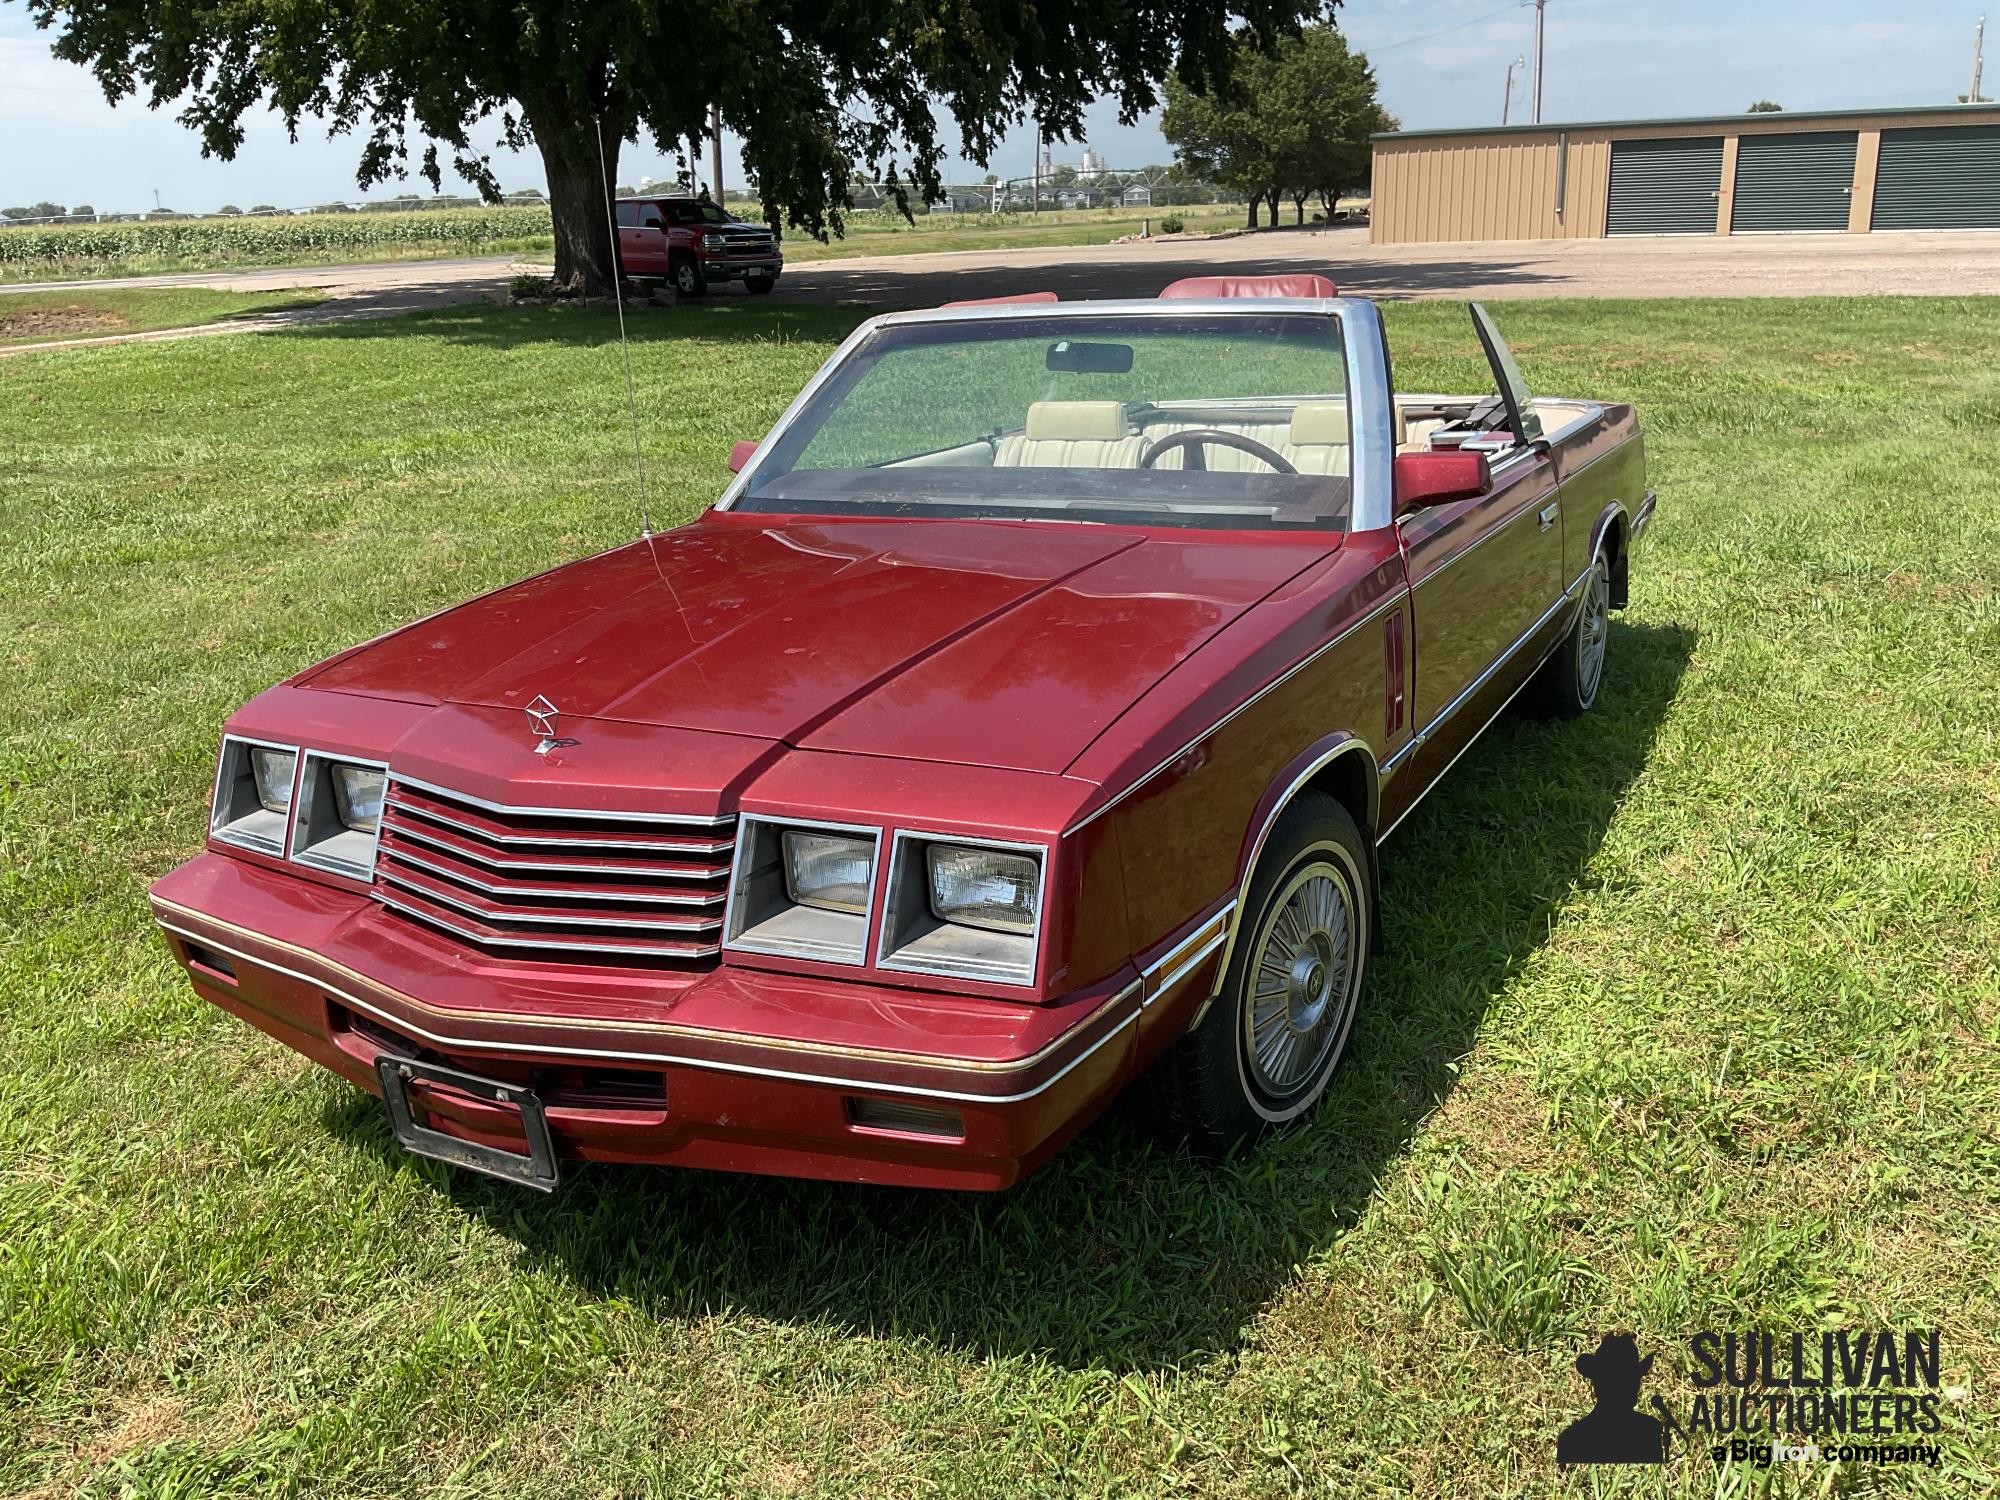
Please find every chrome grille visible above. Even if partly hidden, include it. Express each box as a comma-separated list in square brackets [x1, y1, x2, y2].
[373, 778, 733, 964]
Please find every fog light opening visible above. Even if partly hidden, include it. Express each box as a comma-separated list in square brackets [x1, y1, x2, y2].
[182, 941, 237, 982]
[845, 1097, 965, 1140]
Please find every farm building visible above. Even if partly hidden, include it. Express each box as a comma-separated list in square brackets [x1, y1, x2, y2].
[1370, 104, 2000, 244]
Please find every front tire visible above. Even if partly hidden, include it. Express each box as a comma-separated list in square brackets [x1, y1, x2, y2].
[1151, 792, 1370, 1153]
[1527, 548, 1610, 719]
[746, 275, 777, 295]
[672, 255, 706, 298]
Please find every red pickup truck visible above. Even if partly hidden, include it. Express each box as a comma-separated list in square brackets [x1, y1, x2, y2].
[613, 195, 783, 297]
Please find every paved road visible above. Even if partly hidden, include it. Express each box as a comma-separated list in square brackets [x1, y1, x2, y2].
[7, 229, 1999, 352]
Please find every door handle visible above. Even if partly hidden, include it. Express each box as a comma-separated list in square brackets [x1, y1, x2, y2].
[1538, 501, 1559, 531]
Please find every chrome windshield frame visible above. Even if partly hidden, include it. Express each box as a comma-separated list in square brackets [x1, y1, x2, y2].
[713, 297, 1393, 533]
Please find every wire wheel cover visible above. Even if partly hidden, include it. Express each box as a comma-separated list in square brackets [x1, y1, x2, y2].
[1579, 562, 1610, 702]
[1243, 860, 1357, 1099]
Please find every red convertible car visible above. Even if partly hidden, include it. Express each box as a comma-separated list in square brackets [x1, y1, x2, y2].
[150, 277, 1655, 1192]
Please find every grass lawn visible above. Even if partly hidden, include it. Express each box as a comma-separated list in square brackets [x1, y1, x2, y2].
[0, 286, 324, 347]
[1, 296, 1995, 1496]
[779, 203, 1254, 262]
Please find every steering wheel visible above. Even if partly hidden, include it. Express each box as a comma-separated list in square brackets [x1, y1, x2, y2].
[1141, 429, 1297, 474]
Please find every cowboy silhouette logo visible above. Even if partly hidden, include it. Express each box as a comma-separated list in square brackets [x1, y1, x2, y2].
[1557, 1333, 1669, 1465]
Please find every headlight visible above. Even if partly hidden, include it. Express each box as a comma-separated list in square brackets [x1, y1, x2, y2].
[331, 765, 386, 833]
[250, 746, 297, 813]
[927, 845, 1039, 934]
[210, 737, 296, 855]
[878, 836, 1045, 987]
[291, 752, 389, 880]
[725, 818, 881, 965]
[782, 830, 872, 914]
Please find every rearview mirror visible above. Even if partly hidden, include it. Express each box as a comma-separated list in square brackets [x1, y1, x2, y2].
[728, 440, 758, 474]
[1393, 451, 1491, 517]
[1046, 340, 1133, 374]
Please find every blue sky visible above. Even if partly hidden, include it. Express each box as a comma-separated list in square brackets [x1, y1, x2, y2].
[0, 1, 1987, 213]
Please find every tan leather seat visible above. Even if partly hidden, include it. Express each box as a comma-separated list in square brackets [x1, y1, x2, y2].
[992, 402, 1145, 468]
[1282, 402, 1351, 476]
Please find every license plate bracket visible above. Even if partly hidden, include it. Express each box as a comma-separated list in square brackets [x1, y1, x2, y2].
[375, 1055, 560, 1192]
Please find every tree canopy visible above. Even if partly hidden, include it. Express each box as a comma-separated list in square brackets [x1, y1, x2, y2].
[1162, 26, 1387, 228]
[25, 0, 1336, 292]
[1747, 100, 1784, 112]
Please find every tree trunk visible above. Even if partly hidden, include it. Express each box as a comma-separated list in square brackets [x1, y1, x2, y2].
[1245, 192, 1261, 230]
[1292, 192, 1306, 225]
[531, 111, 620, 296]
[1265, 191, 1279, 228]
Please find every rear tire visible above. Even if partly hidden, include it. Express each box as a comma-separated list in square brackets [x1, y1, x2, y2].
[1150, 792, 1370, 1154]
[1526, 548, 1610, 720]
[672, 255, 706, 298]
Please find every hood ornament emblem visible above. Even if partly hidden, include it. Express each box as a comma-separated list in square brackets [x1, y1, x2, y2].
[524, 694, 568, 756]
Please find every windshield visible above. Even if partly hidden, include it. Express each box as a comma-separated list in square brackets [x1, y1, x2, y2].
[735, 312, 1353, 530]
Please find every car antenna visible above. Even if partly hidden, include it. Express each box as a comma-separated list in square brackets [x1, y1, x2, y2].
[595, 112, 654, 539]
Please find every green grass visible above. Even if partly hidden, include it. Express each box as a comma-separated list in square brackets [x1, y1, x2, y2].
[779, 204, 1253, 263]
[0, 286, 324, 347]
[1, 296, 1996, 1496]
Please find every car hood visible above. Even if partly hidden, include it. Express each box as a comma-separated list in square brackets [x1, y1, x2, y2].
[300, 518, 1334, 774]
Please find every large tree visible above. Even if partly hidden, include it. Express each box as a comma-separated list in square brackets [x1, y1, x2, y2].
[23, 0, 1332, 293]
[1163, 23, 1384, 228]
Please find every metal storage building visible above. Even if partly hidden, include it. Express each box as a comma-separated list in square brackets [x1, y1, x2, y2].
[1369, 105, 2000, 245]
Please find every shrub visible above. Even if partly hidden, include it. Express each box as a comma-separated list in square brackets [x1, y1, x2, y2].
[1159, 213, 1185, 235]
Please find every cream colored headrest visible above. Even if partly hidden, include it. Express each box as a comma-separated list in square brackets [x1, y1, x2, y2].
[1288, 401, 1350, 446]
[1025, 401, 1131, 441]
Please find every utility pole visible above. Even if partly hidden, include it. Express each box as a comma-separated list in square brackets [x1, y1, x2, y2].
[1973, 15, 1987, 104]
[711, 103, 725, 203]
[1532, 0, 1548, 125]
[1503, 54, 1525, 125]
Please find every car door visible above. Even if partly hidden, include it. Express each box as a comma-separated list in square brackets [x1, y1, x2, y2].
[616, 202, 668, 276]
[1398, 305, 1565, 788]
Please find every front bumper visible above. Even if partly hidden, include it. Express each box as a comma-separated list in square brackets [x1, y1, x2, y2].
[152, 853, 1136, 1190]
[700, 257, 781, 282]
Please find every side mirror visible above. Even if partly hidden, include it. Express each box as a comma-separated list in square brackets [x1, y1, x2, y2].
[1393, 451, 1491, 518]
[727, 440, 758, 474]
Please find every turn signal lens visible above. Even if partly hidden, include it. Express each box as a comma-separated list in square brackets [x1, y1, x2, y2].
[782, 831, 874, 914]
[250, 747, 296, 813]
[926, 845, 1040, 935]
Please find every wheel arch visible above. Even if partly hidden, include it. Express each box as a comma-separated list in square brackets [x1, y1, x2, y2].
[1182, 733, 1381, 1037]
[1589, 501, 1631, 610]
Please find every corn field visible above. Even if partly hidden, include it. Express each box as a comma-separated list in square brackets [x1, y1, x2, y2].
[0, 206, 555, 275]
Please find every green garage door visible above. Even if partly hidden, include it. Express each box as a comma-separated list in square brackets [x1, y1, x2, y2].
[1873, 124, 2000, 229]
[1607, 137, 1725, 234]
[1731, 132, 1858, 231]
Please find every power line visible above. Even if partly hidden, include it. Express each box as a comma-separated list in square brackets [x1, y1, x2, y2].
[1365, 2, 1526, 56]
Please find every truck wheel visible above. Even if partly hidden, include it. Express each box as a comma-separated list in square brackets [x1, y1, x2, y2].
[746, 276, 777, 295]
[672, 256, 706, 298]
[1150, 791, 1370, 1154]
[1526, 548, 1610, 720]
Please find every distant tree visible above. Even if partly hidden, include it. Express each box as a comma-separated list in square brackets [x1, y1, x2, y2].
[1747, 100, 1783, 112]
[1165, 25, 1385, 228]
[249, 203, 278, 213]
[1265, 28, 1383, 224]
[1163, 41, 1282, 227]
[26, 0, 1324, 296]
[217, 203, 243, 215]
[6, 200, 70, 218]
[507, 187, 546, 200]
[71, 202, 96, 216]
[614, 184, 636, 197]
